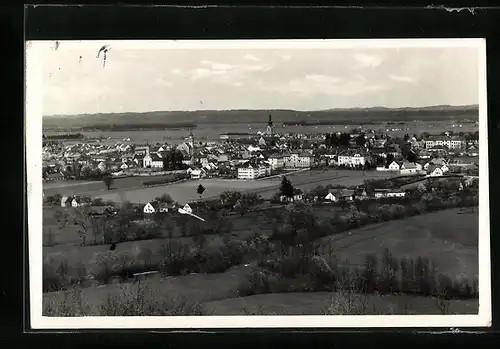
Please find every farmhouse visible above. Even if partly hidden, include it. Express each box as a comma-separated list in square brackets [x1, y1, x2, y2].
[280, 188, 304, 203]
[353, 187, 368, 200]
[427, 165, 444, 177]
[182, 203, 193, 214]
[44, 172, 64, 181]
[400, 161, 421, 175]
[325, 188, 355, 202]
[373, 189, 406, 199]
[143, 202, 155, 214]
[61, 196, 91, 208]
[325, 191, 338, 202]
[190, 168, 204, 179]
[388, 161, 400, 171]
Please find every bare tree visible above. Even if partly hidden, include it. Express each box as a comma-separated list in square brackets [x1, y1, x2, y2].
[103, 175, 114, 190]
[72, 207, 91, 246]
[54, 209, 63, 223]
[45, 228, 56, 247]
[435, 292, 451, 315]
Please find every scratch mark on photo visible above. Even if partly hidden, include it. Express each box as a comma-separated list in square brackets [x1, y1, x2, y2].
[96, 45, 111, 68]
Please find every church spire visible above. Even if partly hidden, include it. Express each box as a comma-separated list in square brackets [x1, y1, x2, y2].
[266, 112, 274, 135]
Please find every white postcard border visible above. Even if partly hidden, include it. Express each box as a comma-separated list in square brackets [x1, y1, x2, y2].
[26, 39, 491, 329]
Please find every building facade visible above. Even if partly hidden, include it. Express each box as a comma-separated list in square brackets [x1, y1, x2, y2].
[284, 153, 312, 168]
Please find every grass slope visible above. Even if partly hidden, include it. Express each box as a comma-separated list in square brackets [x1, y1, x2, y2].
[203, 292, 479, 315]
[43, 207, 478, 294]
[317, 208, 478, 280]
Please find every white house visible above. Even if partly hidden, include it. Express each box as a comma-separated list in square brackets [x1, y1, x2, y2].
[428, 165, 444, 177]
[247, 145, 261, 153]
[374, 189, 406, 199]
[143, 202, 155, 214]
[280, 189, 304, 203]
[61, 196, 71, 207]
[388, 161, 400, 171]
[284, 152, 313, 168]
[325, 189, 354, 202]
[258, 137, 267, 146]
[191, 169, 203, 179]
[267, 154, 285, 170]
[400, 162, 421, 175]
[337, 153, 368, 167]
[183, 203, 193, 214]
[425, 136, 463, 149]
[386, 191, 406, 198]
[143, 153, 163, 168]
[325, 192, 338, 202]
[237, 162, 271, 179]
[441, 164, 449, 173]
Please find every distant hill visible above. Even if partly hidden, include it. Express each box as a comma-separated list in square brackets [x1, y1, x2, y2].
[43, 105, 479, 130]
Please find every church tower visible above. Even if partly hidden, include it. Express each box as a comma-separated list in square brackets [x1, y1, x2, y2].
[266, 113, 274, 135]
[188, 131, 195, 164]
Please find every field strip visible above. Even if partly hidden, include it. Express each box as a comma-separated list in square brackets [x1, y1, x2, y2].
[43, 180, 100, 189]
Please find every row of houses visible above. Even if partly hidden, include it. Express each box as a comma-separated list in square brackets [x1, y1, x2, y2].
[142, 202, 193, 215]
[323, 187, 406, 203]
[424, 135, 467, 150]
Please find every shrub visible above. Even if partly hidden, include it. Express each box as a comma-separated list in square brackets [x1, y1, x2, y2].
[158, 240, 192, 276]
[237, 266, 272, 297]
[196, 249, 231, 274]
[44, 284, 207, 316]
[91, 251, 122, 283]
[43, 254, 70, 292]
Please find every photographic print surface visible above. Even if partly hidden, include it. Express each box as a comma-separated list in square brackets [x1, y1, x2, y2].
[26, 39, 490, 329]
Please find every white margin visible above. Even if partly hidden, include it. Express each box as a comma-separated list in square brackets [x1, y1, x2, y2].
[27, 38, 491, 329]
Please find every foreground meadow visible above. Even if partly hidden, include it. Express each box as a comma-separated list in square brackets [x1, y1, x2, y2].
[42, 205, 479, 316]
[43, 169, 393, 205]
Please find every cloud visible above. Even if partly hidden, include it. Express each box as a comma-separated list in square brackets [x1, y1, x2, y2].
[353, 53, 384, 68]
[185, 60, 273, 85]
[281, 55, 291, 61]
[155, 77, 173, 87]
[201, 60, 233, 71]
[244, 54, 262, 62]
[171, 68, 182, 75]
[305, 74, 341, 84]
[189, 68, 226, 80]
[389, 74, 418, 85]
[260, 73, 390, 98]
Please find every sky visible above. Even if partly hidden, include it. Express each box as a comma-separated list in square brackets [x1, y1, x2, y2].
[41, 43, 481, 116]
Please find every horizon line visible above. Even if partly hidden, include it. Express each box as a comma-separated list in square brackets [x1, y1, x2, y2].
[43, 103, 480, 118]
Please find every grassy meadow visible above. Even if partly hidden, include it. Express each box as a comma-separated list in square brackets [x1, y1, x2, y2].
[42, 205, 479, 315]
[43, 169, 393, 205]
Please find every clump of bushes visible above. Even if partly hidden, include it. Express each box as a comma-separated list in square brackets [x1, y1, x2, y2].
[237, 248, 479, 300]
[43, 283, 208, 316]
[43, 254, 88, 292]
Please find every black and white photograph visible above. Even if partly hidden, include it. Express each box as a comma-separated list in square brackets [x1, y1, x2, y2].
[26, 39, 490, 329]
